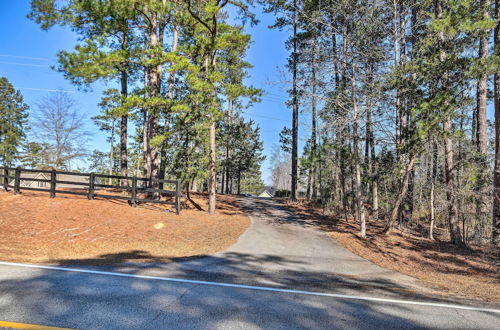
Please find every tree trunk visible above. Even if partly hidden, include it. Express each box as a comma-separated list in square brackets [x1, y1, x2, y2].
[108, 118, 116, 185]
[366, 62, 378, 220]
[147, 11, 163, 193]
[384, 155, 416, 233]
[349, 135, 356, 218]
[364, 107, 374, 216]
[158, 25, 179, 184]
[118, 30, 129, 186]
[393, 0, 401, 162]
[476, 0, 490, 235]
[142, 28, 150, 179]
[109, 118, 115, 185]
[120, 70, 128, 186]
[493, 0, 500, 244]
[429, 181, 435, 240]
[444, 118, 462, 244]
[225, 99, 233, 195]
[436, 0, 463, 245]
[207, 45, 218, 213]
[429, 138, 438, 240]
[354, 120, 366, 238]
[398, 1, 413, 225]
[208, 121, 216, 214]
[225, 145, 230, 194]
[291, 0, 299, 201]
[143, 108, 149, 178]
[310, 35, 318, 201]
[237, 170, 241, 195]
[352, 63, 366, 238]
[166, 26, 178, 108]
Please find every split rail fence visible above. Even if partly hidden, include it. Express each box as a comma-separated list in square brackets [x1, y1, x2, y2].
[0, 167, 181, 214]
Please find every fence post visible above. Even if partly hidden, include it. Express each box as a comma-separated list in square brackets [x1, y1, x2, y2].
[88, 172, 95, 200]
[175, 179, 180, 215]
[50, 169, 56, 198]
[131, 175, 137, 208]
[14, 167, 21, 195]
[2, 167, 8, 192]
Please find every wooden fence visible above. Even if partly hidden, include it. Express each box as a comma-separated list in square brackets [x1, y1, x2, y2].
[0, 167, 181, 214]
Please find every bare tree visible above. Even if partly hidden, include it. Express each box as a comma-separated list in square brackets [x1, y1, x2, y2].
[32, 92, 88, 169]
[270, 145, 292, 191]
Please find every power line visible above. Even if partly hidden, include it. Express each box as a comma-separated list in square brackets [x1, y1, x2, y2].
[0, 54, 49, 61]
[244, 112, 291, 122]
[266, 92, 289, 99]
[262, 96, 287, 102]
[260, 98, 286, 104]
[0, 61, 50, 68]
[0, 86, 76, 93]
[18, 87, 75, 93]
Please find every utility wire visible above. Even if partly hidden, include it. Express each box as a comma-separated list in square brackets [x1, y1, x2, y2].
[0, 86, 75, 93]
[0, 61, 50, 68]
[0, 54, 49, 61]
[244, 113, 291, 122]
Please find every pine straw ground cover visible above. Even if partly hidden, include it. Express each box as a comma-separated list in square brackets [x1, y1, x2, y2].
[0, 191, 249, 265]
[279, 199, 500, 303]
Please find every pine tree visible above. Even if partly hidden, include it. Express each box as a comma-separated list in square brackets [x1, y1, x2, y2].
[0, 77, 29, 167]
[29, 0, 138, 184]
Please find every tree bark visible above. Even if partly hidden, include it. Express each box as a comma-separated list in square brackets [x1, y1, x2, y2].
[436, 0, 463, 245]
[429, 180, 435, 240]
[109, 118, 115, 185]
[476, 0, 490, 235]
[384, 155, 416, 233]
[207, 48, 218, 214]
[291, 0, 299, 200]
[120, 70, 128, 186]
[370, 139, 378, 220]
[493, 0, 500, 243]
[119, 30, 128, 186]
[225, 99, 233, 194]
[366, 62, 378, 220]
[429, 138, 438, 240]
[143, 107, 149, 178]
[208, 121, 216, 214]
[147, 11, 163, 193]
[352, 63, 366, 238]
[237, 170, 241, 195]
[393, 0, 401, 162]
[159, 25, 179, 184]
[354, 122, 366, 238]
[309, 35, 318, 201]
[142, 28, 150, 179]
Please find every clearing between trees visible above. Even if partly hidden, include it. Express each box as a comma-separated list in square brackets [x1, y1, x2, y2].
[279, 200, 500, 303]
[0, 191, 249, 265]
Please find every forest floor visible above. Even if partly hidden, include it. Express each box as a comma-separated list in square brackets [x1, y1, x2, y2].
[0, 190, 249, 265]
[278, 199, 500, 303]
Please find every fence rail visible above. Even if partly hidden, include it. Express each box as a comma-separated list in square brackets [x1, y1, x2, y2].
[0, 166, 181, 214]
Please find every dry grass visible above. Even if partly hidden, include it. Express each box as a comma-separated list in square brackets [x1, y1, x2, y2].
[0, 190, 249, 265]
[279, 199, 500, 303]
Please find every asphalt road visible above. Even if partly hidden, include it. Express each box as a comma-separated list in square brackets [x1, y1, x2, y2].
[0, 197, 499, 329]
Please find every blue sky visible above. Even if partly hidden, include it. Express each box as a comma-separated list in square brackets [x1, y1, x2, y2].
[0, 1, 308, 183]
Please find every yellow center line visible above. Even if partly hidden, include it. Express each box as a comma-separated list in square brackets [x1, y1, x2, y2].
[0, 320, 74, 330]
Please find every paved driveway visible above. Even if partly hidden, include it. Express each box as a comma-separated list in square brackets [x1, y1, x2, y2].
[0, 197, 498, 329]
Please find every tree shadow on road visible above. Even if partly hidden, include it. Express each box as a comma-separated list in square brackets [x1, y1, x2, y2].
[1, 250, 499, 329]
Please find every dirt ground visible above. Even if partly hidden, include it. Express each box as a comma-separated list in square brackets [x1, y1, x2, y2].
[0, 190, 249, 265]
[279, 199, 500, 303]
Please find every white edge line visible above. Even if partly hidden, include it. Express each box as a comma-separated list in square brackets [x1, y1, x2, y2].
[0, 261, 499, 314]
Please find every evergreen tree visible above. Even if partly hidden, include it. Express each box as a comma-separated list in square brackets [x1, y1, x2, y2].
[0, 77, 29, 167]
